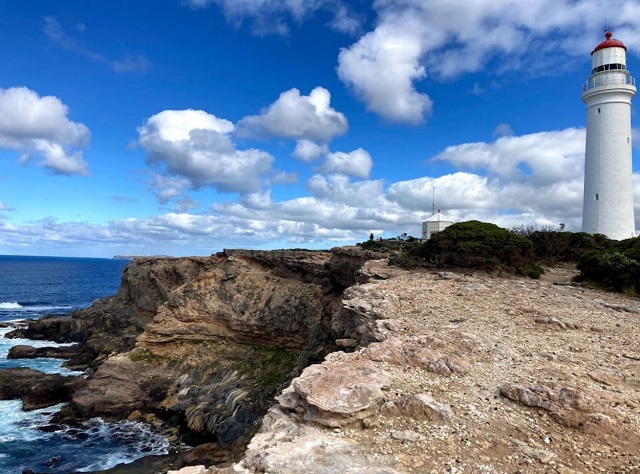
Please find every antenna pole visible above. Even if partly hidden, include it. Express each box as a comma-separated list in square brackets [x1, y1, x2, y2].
[432, 186, 435, 216]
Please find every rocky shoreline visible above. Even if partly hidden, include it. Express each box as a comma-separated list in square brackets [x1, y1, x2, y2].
[2, 249, 640, 473]
[2, 247, 381, 472]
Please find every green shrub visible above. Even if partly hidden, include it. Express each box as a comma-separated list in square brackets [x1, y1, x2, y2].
[358, 239, 383, 251]
[577, 249, 640, 293]
[411, 220, 535, 273]
[516, 264, 545, 279]
[512, 225, 614, 263]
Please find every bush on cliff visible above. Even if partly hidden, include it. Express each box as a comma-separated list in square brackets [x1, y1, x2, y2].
[576, 238, 640, 293]
[410, 220, 538, 274]
[512, 225, 613, 263]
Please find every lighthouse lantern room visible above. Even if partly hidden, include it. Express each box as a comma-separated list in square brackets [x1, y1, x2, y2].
[582, 31, 636, 240]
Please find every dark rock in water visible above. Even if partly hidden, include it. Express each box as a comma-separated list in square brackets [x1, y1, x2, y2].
[87, 453, 184, 474]
[0, 367, 80, 410]
[7, 343, 95, 371]
[8, 343, 82, 359]
[5, 314, 82, 343]
[37, 423, 64, 433]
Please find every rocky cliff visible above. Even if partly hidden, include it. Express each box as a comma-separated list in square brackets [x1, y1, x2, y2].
[169, 261, 640, 474]
[6, 250, 640, 473]
[6, 247, 383, 468]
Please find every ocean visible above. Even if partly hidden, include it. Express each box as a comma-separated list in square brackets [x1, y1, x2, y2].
[0, 255, 170, 473]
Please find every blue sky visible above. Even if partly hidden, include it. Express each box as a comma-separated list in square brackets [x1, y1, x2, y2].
[1, 0, 640, 257]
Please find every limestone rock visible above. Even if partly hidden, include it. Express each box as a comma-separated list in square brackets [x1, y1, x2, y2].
[277, 355, 392, 427]
[500, 382, 640, 448]
[390, 430, 422, 442]
[236, 407, 402, 474]
[383, 393, 453, 423]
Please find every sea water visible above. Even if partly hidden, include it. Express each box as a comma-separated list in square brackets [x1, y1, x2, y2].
[0, 255, 170, 473]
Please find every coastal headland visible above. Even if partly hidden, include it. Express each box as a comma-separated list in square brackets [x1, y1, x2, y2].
[3, 247, 640, 473]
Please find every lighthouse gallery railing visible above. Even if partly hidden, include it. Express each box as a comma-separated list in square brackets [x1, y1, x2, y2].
[583, 74, 636, 92]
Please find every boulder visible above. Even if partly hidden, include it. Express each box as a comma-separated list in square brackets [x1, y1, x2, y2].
[0, 367, 81, 410]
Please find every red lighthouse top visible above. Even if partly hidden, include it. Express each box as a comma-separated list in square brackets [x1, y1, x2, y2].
[592, 31, 627, 54]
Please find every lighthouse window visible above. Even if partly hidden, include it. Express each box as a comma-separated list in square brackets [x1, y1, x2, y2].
[594, 193, 599, 201]
[597, 108, 601, 114]
[592, 64, 626, 73]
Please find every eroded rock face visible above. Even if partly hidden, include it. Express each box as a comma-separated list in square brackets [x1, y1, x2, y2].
[180, 262, 640, 474]
[10, 248, 379, 455]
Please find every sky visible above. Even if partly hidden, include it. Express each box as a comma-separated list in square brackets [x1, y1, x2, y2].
[1, 0, 640, 258]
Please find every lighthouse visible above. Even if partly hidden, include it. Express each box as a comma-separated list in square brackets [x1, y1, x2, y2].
[582, 31, 636, 240]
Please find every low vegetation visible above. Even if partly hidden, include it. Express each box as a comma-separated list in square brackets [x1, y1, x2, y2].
[357, 221, 640, 292]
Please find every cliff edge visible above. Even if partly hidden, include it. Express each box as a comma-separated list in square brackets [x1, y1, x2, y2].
[6, 249, 640, 473]
[173, 260, 640, 474]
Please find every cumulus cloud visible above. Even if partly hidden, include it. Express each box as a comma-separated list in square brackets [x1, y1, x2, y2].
[433, 128, 586, 186]
[44, 17, 151, 73]
[0, 87, 90, 176]
[292, 139, 328, 162]
[137, 109, 273, 194]
[146, 173, 192, 204]
[337, 17, 432, 124]
[237, 87, 348, 142]
[337, 0, 640, 123]
[307, 174, 385, 207]
[387, 173, 495, 212]
[320, 148, 373, 179]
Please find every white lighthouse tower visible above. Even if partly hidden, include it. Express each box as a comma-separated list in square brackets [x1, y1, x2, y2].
[582, 31, 636, 240]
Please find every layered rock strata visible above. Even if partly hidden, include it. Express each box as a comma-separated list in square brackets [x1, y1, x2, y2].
[177, 261, 640, 474]
[3, 248, 381, 468]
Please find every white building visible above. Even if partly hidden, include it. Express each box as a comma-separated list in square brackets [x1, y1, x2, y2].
[422, 210, 454, 240]
[582, 31, 636, 240]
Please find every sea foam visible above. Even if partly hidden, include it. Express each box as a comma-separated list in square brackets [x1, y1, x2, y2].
[0, 302, 21, 309]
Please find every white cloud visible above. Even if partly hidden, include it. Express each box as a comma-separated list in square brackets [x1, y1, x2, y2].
[186, 0, 362, 36]
[137, 109, 273, 195]
[112, 55, 152, 74]
[432, 128, 585, 186]
[292, 139, 328, 162]
[44, 17, 151, 74]
[237, 87, 348, 142]
[337, 20, 431, 125]
[3, 165, 639, 256]
[0, 87, 90, 176]
[146, 173, 192, 203]
[320, 148, 373, 179]
[269, 170, 298, 185]
[387, 173, 495, 212]
[337, 0, 640, 123]
[307, 174, 385, 207]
